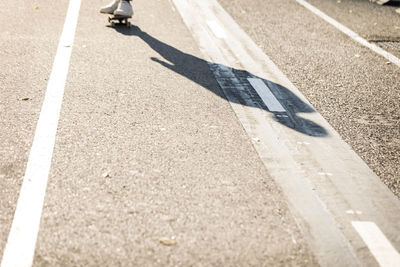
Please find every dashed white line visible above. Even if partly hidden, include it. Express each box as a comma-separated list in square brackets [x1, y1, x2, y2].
[0, 0, 81, 266]
[352, 221, 400, 267]
[296, 0, 400, 67]
[247, 78, 286, 112]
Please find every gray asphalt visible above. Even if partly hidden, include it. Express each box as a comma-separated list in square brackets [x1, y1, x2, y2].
[219, 0, 400, 198]
[0, 0, 399, 266]
[0, 0, 69, 260]
[1, 0, 316, 266]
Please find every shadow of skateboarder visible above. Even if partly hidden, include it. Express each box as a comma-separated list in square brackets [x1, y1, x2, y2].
[111, 25, 327, 137]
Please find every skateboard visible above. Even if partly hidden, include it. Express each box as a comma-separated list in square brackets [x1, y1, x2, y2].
[108, 15, 132, 27]
[107, 0, 133, 27]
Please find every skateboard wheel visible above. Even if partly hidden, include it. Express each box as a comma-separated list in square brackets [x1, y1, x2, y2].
[127, 22, 131, 27]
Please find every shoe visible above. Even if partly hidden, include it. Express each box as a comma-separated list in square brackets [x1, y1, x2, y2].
[100, 0, 120, 14]
[113, 0, 133, 17]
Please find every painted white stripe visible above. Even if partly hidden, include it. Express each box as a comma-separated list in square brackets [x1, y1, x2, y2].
[296, 0, 400, 68]
[0, 0, 81, 266]
[352, 221, 400, 267]
[173, 0, 400, 265]
[206, 20, 227, 39]
[247, 78, 286, 112]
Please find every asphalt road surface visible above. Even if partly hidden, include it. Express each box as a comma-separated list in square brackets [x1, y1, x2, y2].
[219, 0, 400, 198]
[0, 0, 399, 266]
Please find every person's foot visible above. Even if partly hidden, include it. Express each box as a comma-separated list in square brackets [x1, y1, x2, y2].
[113, 0, 133, 17]
[100, 0, 120, 14]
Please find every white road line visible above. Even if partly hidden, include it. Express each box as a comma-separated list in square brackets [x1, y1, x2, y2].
[296, 0, 400, 67]
[1, 0, 81, 266]
[173, 0, 400, 266]
[352, 221, 400, 267]
[206, 20, 227, 39]
[247, 78, 286, 112]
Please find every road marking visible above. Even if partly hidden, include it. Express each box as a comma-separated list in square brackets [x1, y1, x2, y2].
[347, 210, 362, 215]
[247, 78, 286, 112]
[352, 221, 400, 267]
[0, 0, 81, 266]
[296, 0, 400, 67]
[206, 20, 227, 39]
[173, 0, 400, 266]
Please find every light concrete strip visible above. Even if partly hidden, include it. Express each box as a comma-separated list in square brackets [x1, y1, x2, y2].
[247, 78, 286, 112]
[207, 63, 359, 266]
[206, 20, 227, 39]
[173, 0, 359, 265]
[0, 0, 81, 266]
[296, 0, 400, 67]
[352, 221, 400, 267]
[173, 0, 400, 266]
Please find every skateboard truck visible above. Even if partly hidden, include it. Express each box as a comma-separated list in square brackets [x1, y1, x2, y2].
[108, 15, 132, 27]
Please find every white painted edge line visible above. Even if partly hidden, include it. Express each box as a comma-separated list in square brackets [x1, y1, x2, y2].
[247, 78, 286, 112]
[352, 221, 400, 267]
[0, 0, 81, 266]
[206, 20, 227, 39]
[296, 0, 400, 67]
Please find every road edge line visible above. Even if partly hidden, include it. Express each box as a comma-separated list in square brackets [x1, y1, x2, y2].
[0, 0, 81, 266]
[296, 0, 400, 67]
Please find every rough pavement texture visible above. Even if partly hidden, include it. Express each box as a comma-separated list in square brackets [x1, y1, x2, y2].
[3, 0, 398, 265]
[219, 0, 400, 198]
[0, 0, 69, 259]
[0, 0, 317, 266]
